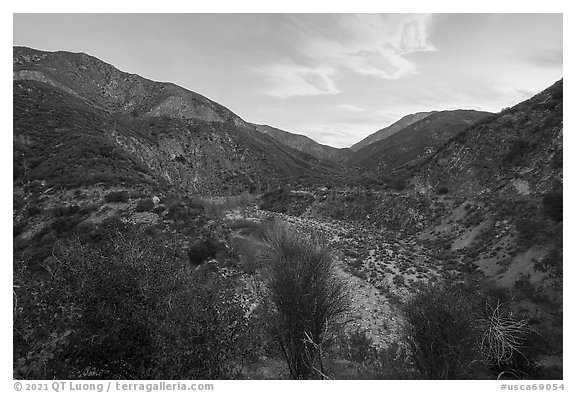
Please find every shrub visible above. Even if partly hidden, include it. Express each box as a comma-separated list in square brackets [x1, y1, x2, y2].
[26, 205, 43, 217]
[393, 274, 405, 287]
[503, 139, 529, 163]
[152, 205, 166, 215]
[166, 200, 203, 221]
[13, 219, 27, 238]
[228, 219, 264, 236]
[260, 188, 290, 214]
[534, 248, 562, 278]
[542, 191, 562, 221]
[437, 186, 450, 195]
[479, 301, 531, 377]
[516, 218, 542, 243]
[51, 204, 80, 217]
[230, 236, 261, 274]
[104, 190, 129, 203]
[14, 227, 259, 379]
[135, 198, 155, 212]
[402, 282, 485, 379]
[51, 216, 83, 235]
[187, 238, 226, 266]
[388, 176, 407, 191]
[261, 223, 350, 379]
[342, 328, 375, 364]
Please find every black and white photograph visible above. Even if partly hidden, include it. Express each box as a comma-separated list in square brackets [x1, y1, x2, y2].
[11, 9, 564, 384]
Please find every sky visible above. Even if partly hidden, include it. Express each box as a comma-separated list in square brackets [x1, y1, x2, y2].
[13, 13, 563, 148]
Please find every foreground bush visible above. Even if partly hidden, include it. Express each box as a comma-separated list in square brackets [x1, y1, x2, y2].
[480, 301, 531, 378]
[402, 282, 535, 379]
[402, 282, 485, 379]
[14, 226, 260, 379]
[261, 223, 350, 379]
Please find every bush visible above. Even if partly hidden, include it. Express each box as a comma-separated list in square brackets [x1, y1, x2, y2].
[228, 219, 266, 239]
[166, 200, 203, 221]
[388, 176, 407, 191]
[26, 205, 43, 216]
[135, 198, 155, 212]
[437, 186, 450, 195]
[230, 236, 261, 274]
[51, 204, 80, 217]
[14, 227, 259, 379]
[261, 223, 350, 379]
[187, 238, 226, 266]
[534, 248, 562, 278]
[104, 190, 129, 203]
[402, 282, 485, 379]
[503, 139, 529, 163]
[516, 219, 542, 243]
[13, 220, 27, 238]
[542, 191, 562, 221]
[480, 302, 531, 377]
[393, 274, 405, 287]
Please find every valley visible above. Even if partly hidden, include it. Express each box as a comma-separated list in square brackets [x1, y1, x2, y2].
[12, 46, 563, 380]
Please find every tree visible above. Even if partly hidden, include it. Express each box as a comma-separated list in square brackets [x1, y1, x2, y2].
[261, 223, 350, 379]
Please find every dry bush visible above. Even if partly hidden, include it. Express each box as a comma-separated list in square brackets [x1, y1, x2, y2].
[479, 301, 532, 377]
[402, 282, 486, 379]
[261, 222, 350, 379]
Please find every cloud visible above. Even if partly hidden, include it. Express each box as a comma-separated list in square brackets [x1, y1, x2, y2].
[325, 14, 436, 79]
[257, 14, 436, 98]
[338, 104, 365, 112]
[296, 120, 391, 148]
[257, 63, 340, 98]
[520, 49, 563, 68]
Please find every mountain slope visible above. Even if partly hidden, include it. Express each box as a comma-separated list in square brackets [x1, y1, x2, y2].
[411, 80, 563, 197]
[13, 47, 343, 194]
[350, 111, 436, 151]
[347, 110, 492, 175]
[13, 46, 249, 126]
[254, 124, 352, 162]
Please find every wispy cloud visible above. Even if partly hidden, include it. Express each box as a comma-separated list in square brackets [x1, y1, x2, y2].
[520, 49, 563, 68]
[338, 104, 365, 112]
[256, 14, 436, 98]
[296, 120, 393, 148]
[257, 63, 340, 98]
[308, 14, 436, 79]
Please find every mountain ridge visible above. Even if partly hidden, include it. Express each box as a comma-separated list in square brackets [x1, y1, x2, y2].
[253, 123, 352, 162]
[13, 46, 343, 194]
[350, 111, 437, 151]
[347, 109, 493, 175]
[13, 46, 251, 127]
[409, 80, 563, 197]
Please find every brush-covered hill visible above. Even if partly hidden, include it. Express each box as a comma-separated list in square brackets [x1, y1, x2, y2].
[410, 80, 563, 197]
[13, 46, 249, 126]
[347, 110, 492, 175]
[13, 47, 343, 194]
[254, 124, 352, 162]
[350, 111, 435, 152]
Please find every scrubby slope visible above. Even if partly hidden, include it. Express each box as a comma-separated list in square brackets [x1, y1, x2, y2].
[348, 110, 492, 175]
[350, 111, 435, 152]
[411, 80, 563, 197]
[13, 47, 343, 194]
[254, 124, 352, 162]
